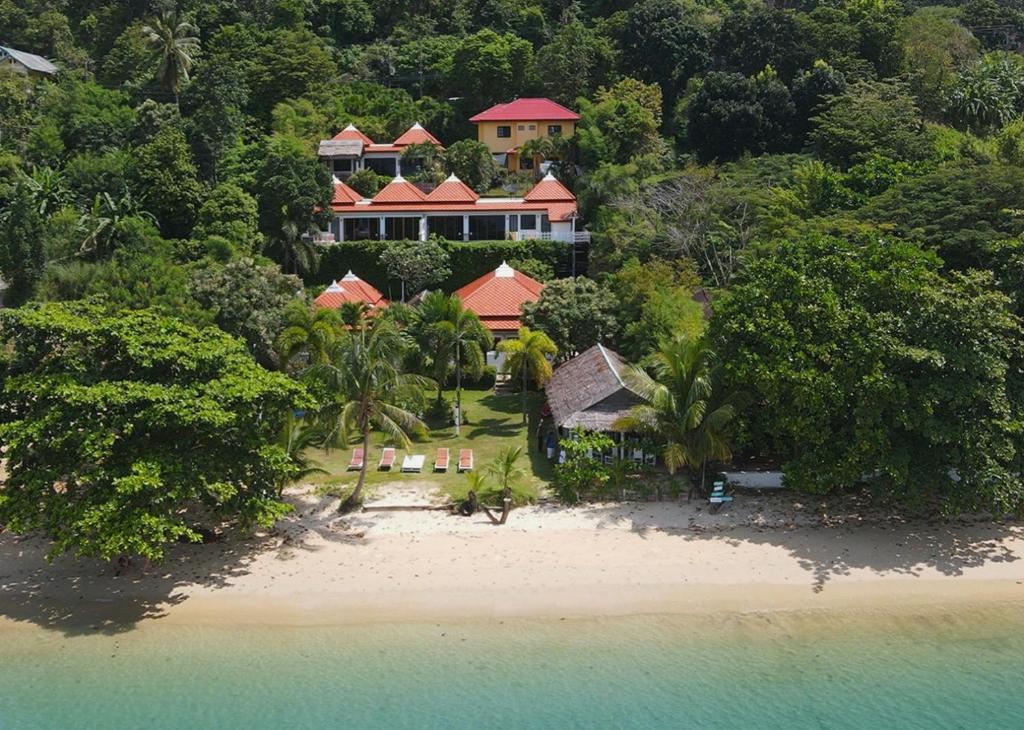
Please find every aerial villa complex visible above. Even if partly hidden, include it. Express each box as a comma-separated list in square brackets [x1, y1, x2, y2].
[315, 98, 586, 244]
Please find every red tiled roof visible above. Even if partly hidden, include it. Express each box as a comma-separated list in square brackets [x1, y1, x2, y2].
[332, 124, 374, 144]
[393, 123, 442, 146]
[332, 181, 362, 206]
[455, 262, 544, 331]
[372, 176, 428, 204]
[426, 174, 479, 203]
[523, 173, 575, 202]
[314, 272, 388, 309]
[470, 98, 580, 123]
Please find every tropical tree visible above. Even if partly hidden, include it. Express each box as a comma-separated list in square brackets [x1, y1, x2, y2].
[614, 336, 741, 492]
[486, 446, 525, 493]
[278, 414, 327, 496]
[142, 11, 201, 108]
[265, 219, 320, 277]
[77, 192, 157, 260]
[498, 326, 557, 424]
[519, 136, 554, 180]
[275, 300, 344, 372]
[308, 319, 432, 512]
[412, 291, 492, 431]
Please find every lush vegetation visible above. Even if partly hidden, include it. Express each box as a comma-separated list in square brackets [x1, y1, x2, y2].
[4, 0, 1024, 553]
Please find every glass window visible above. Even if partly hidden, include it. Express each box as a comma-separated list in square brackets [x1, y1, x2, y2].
[496, 126, 511, 138]
[468, 215, 506, 241]
[517, 124, 526, 131]
[528, 124, 536, 131]
[520, 214, 536, 230]
[547, 125, 562, 136]
[333, 159, 354, 173]
[428, 216, 464, 241]
[364, 157, 396, 176]
[509, 215, 518, 232]
[540, 214, 551, 233]
[343, 217, 380, 241]
[384, 217, 420, 240]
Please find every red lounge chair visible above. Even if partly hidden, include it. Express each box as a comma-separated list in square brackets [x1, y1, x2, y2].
[458, 448, 473, 472]
[435, 448, 449, 472]
[378, 447, 396, 470]
[347, 448, 364, 471]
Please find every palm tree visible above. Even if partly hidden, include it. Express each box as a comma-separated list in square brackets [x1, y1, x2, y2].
[266, 220, 319, 277]
[519, 137, 554, 180]
[77, 192, 157, 260]
[278, 413, 328, 497]
[498, 326, 557, 425]
[307, 319, 433, 512]
[486, 446, 524, 493]
[275, 300, 343, 372]
[142, 11, 200, 108]
[613, 337, 742, 494]
[338, 301, 370, 329]
[413, 291, 493, 432]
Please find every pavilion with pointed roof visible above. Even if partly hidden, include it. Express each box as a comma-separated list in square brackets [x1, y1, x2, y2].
[454, 261, 544, 339]
[313, 271, 388, 310]
[317, 122, 444, 180]
[322, 172, 582, 244]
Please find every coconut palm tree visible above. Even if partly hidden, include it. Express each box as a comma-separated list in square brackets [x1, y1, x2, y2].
[307, 319, 432, 512]
[142, 11, 200, 108]
[486, 446, 524, 493]
[275, 300, 343, 372]
[265, 219, 319, 277]
[412, 291, 493, 431]
[338, 301, 370, 329]
[519, 137, 554, 180]
[498, 326, 557, 425]
[277, 413, 328, 496]
[613, 336, 742, 494]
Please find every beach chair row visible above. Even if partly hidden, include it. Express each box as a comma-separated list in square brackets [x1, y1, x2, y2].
[347, 447, 473, 473]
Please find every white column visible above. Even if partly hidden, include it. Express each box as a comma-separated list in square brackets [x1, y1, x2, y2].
[379, 216, 386, 240]
[419, 215, 428, 241]
[395, 156, 402, 177]
[462, 215, 470, 242]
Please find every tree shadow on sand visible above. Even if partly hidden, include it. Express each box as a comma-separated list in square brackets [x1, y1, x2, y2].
[0, 493, 372, 637]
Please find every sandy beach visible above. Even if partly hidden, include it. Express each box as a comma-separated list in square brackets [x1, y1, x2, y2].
[2, 485, 1023, 634]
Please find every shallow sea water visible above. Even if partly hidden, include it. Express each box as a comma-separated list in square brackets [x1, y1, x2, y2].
[1, 605, 1023, 729]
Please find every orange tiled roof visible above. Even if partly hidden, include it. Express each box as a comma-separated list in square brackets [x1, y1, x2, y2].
[393, 122, 442, 147]
[523, 172, 575, 202]
[371, 176, 428, 204]
[332, 124, 374, 144]
[426, 174, 479, 203]
[314, 271, 388, 309]
[332, 181, 362, 206]
[455, 262, 544, 332]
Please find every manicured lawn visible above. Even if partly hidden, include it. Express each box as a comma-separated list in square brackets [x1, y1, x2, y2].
[304, 387, 553, 496]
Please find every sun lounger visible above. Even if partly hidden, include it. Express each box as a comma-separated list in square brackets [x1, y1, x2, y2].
[401, 454, 425, 473]
[435, 448, 449, 472]
[347, 448, 364, 471]
[709, 481, 733, 513]
[458, 448, 474, 472]
[378, 447, 396, 470]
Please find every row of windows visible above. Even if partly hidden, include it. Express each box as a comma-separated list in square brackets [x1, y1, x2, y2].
[339, 214, 551, 241]
[496, 124, 563, 138]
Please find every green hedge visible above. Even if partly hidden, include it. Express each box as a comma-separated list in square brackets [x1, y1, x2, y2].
[313, 239, 567, 296]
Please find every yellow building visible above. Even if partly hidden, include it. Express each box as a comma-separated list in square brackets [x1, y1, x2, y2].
[469, 98, 579, 172]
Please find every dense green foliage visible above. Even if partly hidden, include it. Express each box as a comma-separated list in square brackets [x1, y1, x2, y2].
[0, 303, 308, 560]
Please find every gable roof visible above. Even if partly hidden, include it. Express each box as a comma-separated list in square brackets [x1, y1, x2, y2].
[371, 175, 427, 204]
[470, 98, 580, 123]
[454, 262, 543, 332]
[0, 46, 58, 75]
[426, 174, 479, 203]
[524, 172, 575, 202]
[393, 122, 442, 146]
[331, 180, 363, 206]
[314, 271, 387, 309]
[332, 124, 374, 144]
[545, 345, 644, 431]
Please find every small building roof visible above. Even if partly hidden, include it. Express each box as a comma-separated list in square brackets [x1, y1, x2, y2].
[371, 175, 428, 204]
[313, 271, 388, 309]
[454, 262, 544, 332]
[0, 46, 58, 75]
[545, 345, 644, 432]
[393, 122, 442, 147]
[331, 180, 363, 206]
[470, 98, 580, 123]
[426, 174, 479, 203]
[332, 124, 374, 144]
[524, 172, 575, 202]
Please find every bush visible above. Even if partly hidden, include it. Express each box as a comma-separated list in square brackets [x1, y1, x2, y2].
[449, 364, 497, 390]
[347, 168, 387, 197]
[445, 474, 538, 507]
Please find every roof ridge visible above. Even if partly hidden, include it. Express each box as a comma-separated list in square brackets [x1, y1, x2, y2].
[597, 344, 625, 387]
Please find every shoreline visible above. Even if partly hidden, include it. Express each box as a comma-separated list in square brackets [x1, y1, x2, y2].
[2, 489, 1023, 634]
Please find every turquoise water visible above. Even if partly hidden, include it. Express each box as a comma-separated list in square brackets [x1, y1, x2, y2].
[2, 607, 1023, 729]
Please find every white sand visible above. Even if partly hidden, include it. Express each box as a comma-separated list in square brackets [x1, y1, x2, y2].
[2, 484, 1023, 632]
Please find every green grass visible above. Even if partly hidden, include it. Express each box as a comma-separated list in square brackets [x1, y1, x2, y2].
[303, 387, 553, 499]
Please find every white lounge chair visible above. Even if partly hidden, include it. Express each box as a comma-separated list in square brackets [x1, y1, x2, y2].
[401, 454, 425, 473]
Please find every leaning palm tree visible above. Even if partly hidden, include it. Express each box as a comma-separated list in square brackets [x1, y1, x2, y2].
[613, 336, 742, 493]
[307, 319, 433, 512]
[498, 326, 557, 424]
[275, 300, 343, 372]
[413, 291, 493, 431]
[142, 11, 200, 108]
